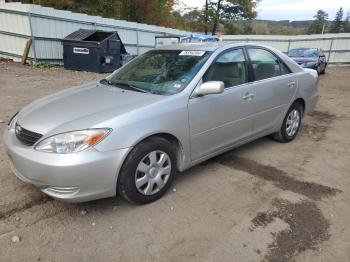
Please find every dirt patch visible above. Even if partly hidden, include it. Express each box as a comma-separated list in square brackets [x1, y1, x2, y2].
[302, 111, 336, 141]
[0, 64, 349, 262]
[251, 199, 330, 262]
[217, 155, 341, 201]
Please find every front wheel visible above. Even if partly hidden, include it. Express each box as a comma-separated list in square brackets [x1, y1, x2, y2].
[117, 137, 176, 204]
[272, 103, 302, 143]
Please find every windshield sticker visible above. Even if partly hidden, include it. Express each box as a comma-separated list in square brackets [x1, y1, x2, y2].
[173, 83, 182, 89]
[179, 51, 205, 56]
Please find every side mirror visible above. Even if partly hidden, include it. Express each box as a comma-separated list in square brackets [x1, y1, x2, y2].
[195, 81, 224, 96]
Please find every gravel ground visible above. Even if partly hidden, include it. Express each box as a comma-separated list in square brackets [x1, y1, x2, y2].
[0, 62, 349, 262]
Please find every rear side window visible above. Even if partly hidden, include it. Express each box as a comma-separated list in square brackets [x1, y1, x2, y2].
[203, 49, 248, 88]
[247, 48, 289, 81]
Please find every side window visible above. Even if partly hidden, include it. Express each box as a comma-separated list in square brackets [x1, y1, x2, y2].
[247, 48, 287, 81]
[281, 62, 291, 75]
[203, 49, 248, 88]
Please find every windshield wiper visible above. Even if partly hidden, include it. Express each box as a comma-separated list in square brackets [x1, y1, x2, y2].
[113, 82, 148, 93]
[99, 78, 110, 85]
[99, 79, 147, 93]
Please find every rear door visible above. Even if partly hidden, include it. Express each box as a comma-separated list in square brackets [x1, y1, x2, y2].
[188, 48, 255, 161]
[246, 47, 297, 135]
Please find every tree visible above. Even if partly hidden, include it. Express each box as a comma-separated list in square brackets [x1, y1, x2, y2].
[20, 0, 177, 27]
[204, 0, 209, 34]
[205, 0, 259, 35]
[307, 10, 328, 34]
[344, 13, 350, 32]
[330, 7, 344, 33]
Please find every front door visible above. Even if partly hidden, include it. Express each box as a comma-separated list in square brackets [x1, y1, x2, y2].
[188, 48, 255, 161]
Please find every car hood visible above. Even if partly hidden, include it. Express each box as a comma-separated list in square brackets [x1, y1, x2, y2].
[290, 57, 318, 64]
[17, 82, 164, 135]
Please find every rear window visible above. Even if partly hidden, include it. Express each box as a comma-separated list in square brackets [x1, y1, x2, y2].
[247, 48, 289, 81]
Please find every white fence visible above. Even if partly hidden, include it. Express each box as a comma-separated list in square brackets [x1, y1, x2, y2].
[0, 2, 188, 63]
[222, 34, 350, 64]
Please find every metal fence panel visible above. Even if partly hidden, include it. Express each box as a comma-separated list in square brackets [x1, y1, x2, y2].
[0, 2, 188, 63]
[223, 34, 350, 64]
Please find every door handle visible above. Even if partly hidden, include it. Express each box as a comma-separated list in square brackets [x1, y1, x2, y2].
[288, 81, 296, 88]
[242, 93, 255, 100]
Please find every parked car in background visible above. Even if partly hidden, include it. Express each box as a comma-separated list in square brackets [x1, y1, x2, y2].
[288, 47, 327, 74]
[181, 34, 219, 43]
[155, 34, 219, 48]
[4, 43, 319, 204]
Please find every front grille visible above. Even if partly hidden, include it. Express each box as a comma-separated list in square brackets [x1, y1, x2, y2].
[15, 123, 43, 146]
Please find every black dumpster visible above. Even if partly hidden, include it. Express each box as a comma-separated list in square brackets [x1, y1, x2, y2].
[62, 29, 127, 73]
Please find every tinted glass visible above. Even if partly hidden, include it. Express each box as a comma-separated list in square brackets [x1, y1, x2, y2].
[203, 49, 248, 88]
[248, 48, 287, 81]
[109, 50, 211, 95]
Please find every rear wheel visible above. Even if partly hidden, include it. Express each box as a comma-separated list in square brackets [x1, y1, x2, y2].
[117, 137, 176, 204]
[272, 102, 303, 143]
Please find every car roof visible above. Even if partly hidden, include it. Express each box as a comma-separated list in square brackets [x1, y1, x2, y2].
[156, 42, 282, 52]
[156, 42, 221, 51]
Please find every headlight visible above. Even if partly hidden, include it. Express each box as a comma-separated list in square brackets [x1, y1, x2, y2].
[35, 128, 112, 154]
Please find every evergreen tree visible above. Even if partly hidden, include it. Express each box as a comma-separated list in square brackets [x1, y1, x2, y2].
[330, 7, 344, 33]
[344, 12, 350, 33]
[307, 10, 328, 34]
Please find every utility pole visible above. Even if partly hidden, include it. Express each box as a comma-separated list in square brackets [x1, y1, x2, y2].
[321, 22, 325, 34]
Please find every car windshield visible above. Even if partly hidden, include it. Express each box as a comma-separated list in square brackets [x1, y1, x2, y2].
[108, 50, 211, 95]
[288, 48, 318, 58]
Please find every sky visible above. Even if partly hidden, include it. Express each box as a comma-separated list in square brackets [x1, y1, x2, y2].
[177, 0, 350, 21]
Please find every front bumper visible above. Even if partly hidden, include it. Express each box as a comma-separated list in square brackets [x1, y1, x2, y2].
[3, 127, 130, 202]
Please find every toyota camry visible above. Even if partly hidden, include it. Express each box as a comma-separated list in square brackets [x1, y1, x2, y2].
[4, 43, 319, 204]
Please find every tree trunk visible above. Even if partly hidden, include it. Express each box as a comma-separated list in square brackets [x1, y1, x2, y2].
[204, 0, 208, 35]
[211, 0, 221, 35]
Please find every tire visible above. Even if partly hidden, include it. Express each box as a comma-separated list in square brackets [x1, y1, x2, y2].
[272, 102, 303, 143]
[117, 137, 177, 204]
[320, 66, 326, 75]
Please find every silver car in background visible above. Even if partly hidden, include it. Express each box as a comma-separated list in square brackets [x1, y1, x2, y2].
[3, 43, 319, 204]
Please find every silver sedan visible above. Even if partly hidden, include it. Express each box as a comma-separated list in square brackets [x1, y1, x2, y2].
[3, 43, 319, 204]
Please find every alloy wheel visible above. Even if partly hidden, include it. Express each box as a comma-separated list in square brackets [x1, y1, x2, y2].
[286, 109, 300, 137]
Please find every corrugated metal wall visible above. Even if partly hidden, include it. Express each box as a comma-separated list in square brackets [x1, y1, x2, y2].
[1, 2, 350, 64]
[0, 2, 188, 63]
[222, 34, 350, 64]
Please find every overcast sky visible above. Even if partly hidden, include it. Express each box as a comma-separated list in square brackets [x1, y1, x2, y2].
[177, 0, 350, 21]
